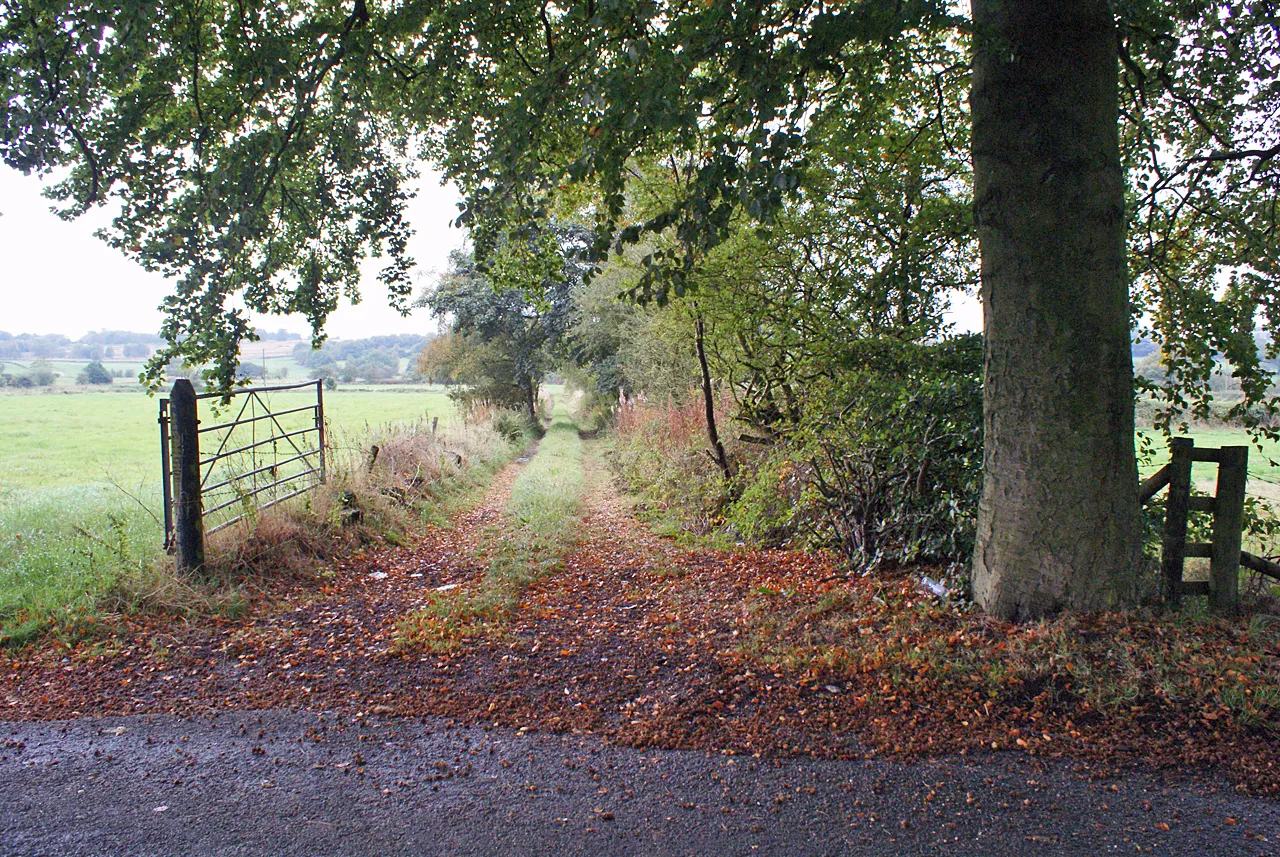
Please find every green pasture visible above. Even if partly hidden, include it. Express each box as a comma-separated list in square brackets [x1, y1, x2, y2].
[0, 385, 456, 497]
[1139, 429, 1280, 502]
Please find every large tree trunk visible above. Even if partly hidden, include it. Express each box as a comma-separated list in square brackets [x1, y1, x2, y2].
[970, 0, 1140, 620]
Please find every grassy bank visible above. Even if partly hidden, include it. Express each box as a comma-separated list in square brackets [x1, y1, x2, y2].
[0, 487, 162, 646]
[395, 406, 586, 651]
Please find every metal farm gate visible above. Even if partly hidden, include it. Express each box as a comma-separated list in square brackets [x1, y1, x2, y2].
[159, 378, 326, 571]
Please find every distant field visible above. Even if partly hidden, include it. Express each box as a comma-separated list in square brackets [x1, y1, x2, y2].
[3, 358, 313, 389]
[1139, 428, 1280, 503]
[0, 385, 457, 497]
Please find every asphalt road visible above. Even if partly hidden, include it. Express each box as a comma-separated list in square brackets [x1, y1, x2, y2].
[0, 710, 1275, 856]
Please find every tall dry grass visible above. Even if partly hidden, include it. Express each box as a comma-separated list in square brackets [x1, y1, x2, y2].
[609, 390, 742, 536]
[201, 413, 526, 574]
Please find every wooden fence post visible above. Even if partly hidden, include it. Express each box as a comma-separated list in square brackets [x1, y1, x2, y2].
[1209, 445, 1248, 615]
[170, 379, 205, 573]
[1161, 437, 1194, 608]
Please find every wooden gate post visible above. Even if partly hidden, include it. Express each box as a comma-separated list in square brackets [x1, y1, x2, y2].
[170, 379, 205, 573]
[1161, 437, 1194, 609]
[1209, 445, 1248, 615]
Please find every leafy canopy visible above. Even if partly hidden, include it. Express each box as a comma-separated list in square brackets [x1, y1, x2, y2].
[1, 0, 1277, 427]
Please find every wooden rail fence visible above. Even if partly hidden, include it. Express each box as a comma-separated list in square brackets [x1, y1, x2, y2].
[159, 378, 326, 572]
[1140, 436, 1280, 613]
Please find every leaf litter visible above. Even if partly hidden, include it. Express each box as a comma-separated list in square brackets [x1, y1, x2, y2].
[1, 449, 1278, 796]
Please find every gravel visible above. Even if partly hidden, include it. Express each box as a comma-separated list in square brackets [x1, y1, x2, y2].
[0, 710, 1276, 856]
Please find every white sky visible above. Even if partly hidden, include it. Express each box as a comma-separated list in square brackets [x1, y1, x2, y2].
[0, 164, 984, 341]
[0, 165, 466, 340]
[945, 291, 982, 334]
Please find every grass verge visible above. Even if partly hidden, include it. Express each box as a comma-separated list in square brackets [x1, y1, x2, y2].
[394, 406, 585, 652]
[0, 488, 163, 646]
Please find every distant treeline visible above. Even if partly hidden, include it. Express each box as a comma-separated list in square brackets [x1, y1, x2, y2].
[292, 334, 427, 365]
[290, 335, 431, 384]
[0, 328, 301, 361]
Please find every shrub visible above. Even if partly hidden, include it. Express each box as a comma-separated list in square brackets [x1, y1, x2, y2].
[77, 360, 113, 385]
[608, 336, 983, 582]
[235, 361, 266, 380]
[609, 393, 732, 535]
[491, 408, 537, 444]
[27, 358, 56, 386]
[772, 335, 983, 578]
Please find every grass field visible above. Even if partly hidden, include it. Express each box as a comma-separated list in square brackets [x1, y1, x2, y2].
[1139, 428, 1280, 502]
[0, 385, 457, 496]
[0, 384, 460, 642]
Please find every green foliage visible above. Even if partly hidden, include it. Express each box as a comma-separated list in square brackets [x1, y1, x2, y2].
[26, 358, 56, 386]
[77, 360, 113, 385]
[723, 449, 807, 546]
[341, 348, 399, 382]
[234, 361, 266, 381]
[418, 238, 586, 417]
[609, 334, 982, 578]
[1119, 6, 1280, 440]
[733, 336, 984, 577]
[1, 1, 423, 393]
[491, 409, 538, 445]
[416, 333, 462, 385]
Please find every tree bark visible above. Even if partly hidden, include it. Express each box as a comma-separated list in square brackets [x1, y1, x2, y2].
[970, 0, 1140, 619]
[694, 311, 731, 481]
[523, 378, 538, 422]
